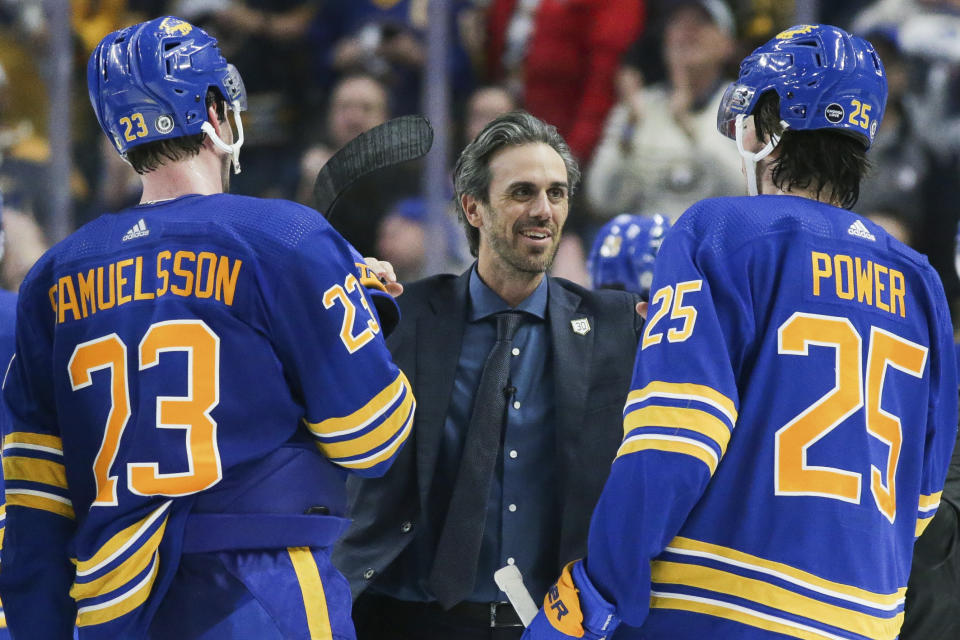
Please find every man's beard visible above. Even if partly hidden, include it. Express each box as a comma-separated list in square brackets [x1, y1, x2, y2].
[486, 220, 562, 275]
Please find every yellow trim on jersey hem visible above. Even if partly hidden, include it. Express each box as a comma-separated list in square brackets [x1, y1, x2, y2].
[628, 382, 737, 424]
[331, 401, 415, 470]
[70, 518, 167, 600]
[316, 388, 414, 460]
[651, 591, 845, 640]
[76, 552, 159, 627]
[624, 406, 731, 455]
[74, 502, 171, 576]
[6, 490, 75, 519]
[916, 515, 935, 537]
[651, 561, 902, 639]
[2, 456, 68, 489]
[666, 537, 905, 607]
[306, 371, 410, 437]
[617, 435, 718, 475]
[288, 546, 334, 640]
[2, 432, 64, 453]
[918, 491, 942, 509]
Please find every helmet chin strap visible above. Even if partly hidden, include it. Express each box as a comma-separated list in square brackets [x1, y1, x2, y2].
[735, 114, 788, 196]
[201, 101, 245, 174]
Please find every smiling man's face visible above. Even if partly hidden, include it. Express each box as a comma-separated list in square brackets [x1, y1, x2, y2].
[473, 142, 569, 275]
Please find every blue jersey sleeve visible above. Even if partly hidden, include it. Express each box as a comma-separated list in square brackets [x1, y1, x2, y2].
[264, 224, 414, 478]
[0, 282, 78, 638]
[585, 224, 743, 626]
[914, 276, 958, 538]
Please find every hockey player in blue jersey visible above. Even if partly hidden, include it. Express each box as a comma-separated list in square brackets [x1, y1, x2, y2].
[0, 16, 414, 639]
[588, 213, 670, 299]
[523, 23, 958, 640]
[0, 196, 15, 639]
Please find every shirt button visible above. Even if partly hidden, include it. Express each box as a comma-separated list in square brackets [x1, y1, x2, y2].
[363, 568, 376, 580]
[513, 401, 521, 410]
[400, 521, 413, 533]
[507, 557, 516, 565]
[509, 450, 518, 459]
[512, 347, 520, 356]
[508, 504, 517, 512]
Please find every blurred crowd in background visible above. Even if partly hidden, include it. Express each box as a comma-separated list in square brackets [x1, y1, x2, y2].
[4, 0, 960, 328]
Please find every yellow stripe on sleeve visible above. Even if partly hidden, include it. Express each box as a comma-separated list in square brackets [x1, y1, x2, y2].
[616, 435, 718, 475]
[5, 490, 74, 519]
[665, 537, 906, 607]
[74, 501, 171, 576]
[2, 456, 68, 489]
[2, 432, 63, 454]
[288, 546, 334, 640]
[651, 561, 903, 640]
[70, 517, 167, 600]
[916, 515, 935, 537]
[76, 553, 159, 627]
[624, 406, 731, 455]
[306, 371, 410, 437]
[330, 400, 415, 470]
[628, 381, 738, 424]
[315, 388, 414, 460]
[918, 491, 942, 510]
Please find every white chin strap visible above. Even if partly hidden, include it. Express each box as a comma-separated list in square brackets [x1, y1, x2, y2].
[201, 101, 245, 174]
[735, 114, 788, 196]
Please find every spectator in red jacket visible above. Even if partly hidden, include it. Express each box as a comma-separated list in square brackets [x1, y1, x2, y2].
[485, 0, 645, 162]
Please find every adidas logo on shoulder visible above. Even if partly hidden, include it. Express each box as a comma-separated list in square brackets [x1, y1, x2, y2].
[847, 219, 875, 242]
[122, 219, 150, 241]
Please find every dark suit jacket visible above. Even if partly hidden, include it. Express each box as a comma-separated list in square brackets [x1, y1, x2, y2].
[333, 270, 642, 598]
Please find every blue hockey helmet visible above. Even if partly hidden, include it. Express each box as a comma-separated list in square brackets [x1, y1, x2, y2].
[88, 16, 247, 169]
[588, 213, 671, 299]
[717, 24, 887, 149]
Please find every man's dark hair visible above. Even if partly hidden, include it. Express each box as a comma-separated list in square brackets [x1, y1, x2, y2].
[453, 110, 580, 257]
[754, 92, 869, 209]
[126, 89, 226, 175]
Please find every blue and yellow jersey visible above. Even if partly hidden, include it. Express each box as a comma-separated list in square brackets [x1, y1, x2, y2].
[0, 288, 16, 638]
[0, 194, 414, 638]
[587, 195, 958, 639]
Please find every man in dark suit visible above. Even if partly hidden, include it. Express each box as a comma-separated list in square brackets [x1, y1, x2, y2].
[334, 111, 643, 639]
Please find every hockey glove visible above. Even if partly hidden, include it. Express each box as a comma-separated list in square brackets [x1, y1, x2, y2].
[352, 258, 400, 337]
[522, 560, 620, 639]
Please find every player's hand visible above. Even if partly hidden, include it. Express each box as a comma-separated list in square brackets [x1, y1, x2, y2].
[363, 257, 404, 297]
[522, 561, 619, 639]
[636, 301, 648, 320]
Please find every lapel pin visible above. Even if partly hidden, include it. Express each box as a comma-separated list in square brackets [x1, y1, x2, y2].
[570, 318, 591, 335]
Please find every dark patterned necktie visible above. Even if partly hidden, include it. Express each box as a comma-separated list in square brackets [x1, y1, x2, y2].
[428, 311, 523, 609]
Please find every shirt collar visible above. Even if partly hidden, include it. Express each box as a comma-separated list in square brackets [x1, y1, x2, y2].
[468, 264, 549, 322]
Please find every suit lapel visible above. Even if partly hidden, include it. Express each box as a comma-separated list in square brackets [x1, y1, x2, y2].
[415, 270, 470, 506]
[548, 280, 595, 544]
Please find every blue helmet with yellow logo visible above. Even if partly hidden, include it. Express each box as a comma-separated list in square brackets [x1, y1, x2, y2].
[88, 16, 247, 158]
[588, 213, 670, 299]
[717, 24, 887, 149]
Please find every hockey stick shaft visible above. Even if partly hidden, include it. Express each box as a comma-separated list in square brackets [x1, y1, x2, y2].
[494, 564, 539, 627]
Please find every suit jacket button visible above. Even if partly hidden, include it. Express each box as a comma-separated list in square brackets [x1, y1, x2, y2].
[400, 521, 413, 533]
[363, 568, 376, 580]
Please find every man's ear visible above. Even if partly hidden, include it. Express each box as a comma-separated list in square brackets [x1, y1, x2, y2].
[462, 194, 483, 229]
[206, 104, 223, 137]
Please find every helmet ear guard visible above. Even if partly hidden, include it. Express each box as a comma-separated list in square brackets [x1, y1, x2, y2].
[717, 24, 888, 155]
[87, 16, 248, 173]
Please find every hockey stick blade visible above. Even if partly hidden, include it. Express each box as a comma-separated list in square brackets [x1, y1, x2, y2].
[494, 564, 539, 627]
[313, 115, 434, 220]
